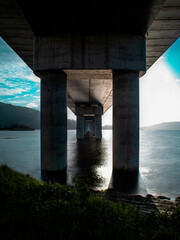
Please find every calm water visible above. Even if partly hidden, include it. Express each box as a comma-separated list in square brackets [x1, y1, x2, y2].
[0, 130, 179, 199]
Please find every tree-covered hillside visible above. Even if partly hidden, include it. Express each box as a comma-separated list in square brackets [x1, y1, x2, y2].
[0, 102, 76, 129]
[0, 102, 40, 129]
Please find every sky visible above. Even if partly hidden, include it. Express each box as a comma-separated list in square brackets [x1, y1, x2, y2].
[0, 36, 180, 127]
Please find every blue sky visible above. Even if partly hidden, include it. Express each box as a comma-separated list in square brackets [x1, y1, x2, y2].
[139, 38, 180, 127]
[164, 38, 180, 79]
[0, 36, 180, 126]
[0, 37, 40, 109]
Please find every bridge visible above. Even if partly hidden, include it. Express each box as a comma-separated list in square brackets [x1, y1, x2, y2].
[0, 0, 180, 173]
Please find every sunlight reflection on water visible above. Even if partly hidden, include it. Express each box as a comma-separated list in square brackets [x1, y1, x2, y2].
[67, 130, 112, 190]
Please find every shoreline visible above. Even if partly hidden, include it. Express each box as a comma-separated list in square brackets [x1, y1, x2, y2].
[0, 164, 179, 214]
[93, 189, 180, 214]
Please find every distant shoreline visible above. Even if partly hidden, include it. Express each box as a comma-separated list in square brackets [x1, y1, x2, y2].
[2, 128, 180, 131]
[141, 121, 180, 131]
[0, 128, 35, 131]
[141, 128, 180, 131]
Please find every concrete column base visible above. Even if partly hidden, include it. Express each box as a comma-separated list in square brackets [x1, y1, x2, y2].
[111, 169, 139, 192]
[113, 70, 139, 171]
[40, 70, 67, 171]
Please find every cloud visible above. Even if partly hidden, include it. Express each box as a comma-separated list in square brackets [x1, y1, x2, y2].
[0, 64, 39, 84]
[26, 98, 40, 109]
[9, 100, 28, 105]
[140, 57, 180, 127]
[0, 37, 41, 111]
[0, 87, 29, 96]
[176, 79, 180, 83]
[27, 73, 40, 83]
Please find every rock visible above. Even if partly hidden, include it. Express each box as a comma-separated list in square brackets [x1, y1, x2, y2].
[94, 190, 178, 214]
[157, 196, 170, 200]
[175, 196, 180, 202]
[132, 195, 145, 201]
[146, 194, 154, 199]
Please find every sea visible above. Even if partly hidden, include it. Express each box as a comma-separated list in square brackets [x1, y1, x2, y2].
[0, 129, 180, 200]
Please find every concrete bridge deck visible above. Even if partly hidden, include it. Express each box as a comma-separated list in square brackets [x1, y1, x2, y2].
[1, 0, 180, 113]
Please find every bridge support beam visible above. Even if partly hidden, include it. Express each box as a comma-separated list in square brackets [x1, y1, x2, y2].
[40, 70, 67, 171]
[113, 70, 139, 171]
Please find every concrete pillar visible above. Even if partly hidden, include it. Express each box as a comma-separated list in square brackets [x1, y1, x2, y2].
[113, 70, 139, 171]
[94, 115, 102, 139]
[77, 115, 84, 140]
[40, 70, 67, 171]
[84, 118, 88, 135]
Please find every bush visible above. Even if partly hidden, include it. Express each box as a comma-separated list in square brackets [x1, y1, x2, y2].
[0, 165, 179, 240]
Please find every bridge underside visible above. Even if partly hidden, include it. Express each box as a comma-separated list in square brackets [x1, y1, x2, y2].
[0, 0, 180, 175]
[64, 70, 113, 115]
[34, 32, 145, 171]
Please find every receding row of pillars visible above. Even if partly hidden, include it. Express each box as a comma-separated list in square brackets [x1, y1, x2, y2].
[76, 115, 102, 140]
[40, 69, 139, 172]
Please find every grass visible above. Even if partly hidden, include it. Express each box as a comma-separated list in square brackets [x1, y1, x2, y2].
[0, 165, 180, 240]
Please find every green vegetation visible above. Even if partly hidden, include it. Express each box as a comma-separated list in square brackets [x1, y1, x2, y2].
[0, 165, 179, 240]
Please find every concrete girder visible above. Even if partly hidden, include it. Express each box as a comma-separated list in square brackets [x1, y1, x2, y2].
[75, 106, 103, 116]
[33, 34, 146, 72]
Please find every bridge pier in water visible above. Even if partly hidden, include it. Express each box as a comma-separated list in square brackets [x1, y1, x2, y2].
[76, 106, 102, 140]
[40, 70, 67, 171]
[113, 70, 139, 172]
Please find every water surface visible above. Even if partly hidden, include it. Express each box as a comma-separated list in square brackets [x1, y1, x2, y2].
[0, 129, 180, 199]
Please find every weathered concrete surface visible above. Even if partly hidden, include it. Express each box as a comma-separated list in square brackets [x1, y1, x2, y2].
[15, 0, 161, 35]
[146, 0, 180, 70]
[75, 106, 103, 116]
[66, 70, 112, 114]
[113, 70, 139, 171]
[34, 34, 146, 71]
[41, 70, 67, 171]
[0, 0, 33, 68]
[33, 33, 145, 114]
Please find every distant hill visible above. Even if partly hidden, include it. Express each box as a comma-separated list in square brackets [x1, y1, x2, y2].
[0, 102, 76, 130]
[141, 122, 180, 130]
[102, 125, 112, 130]
[0, 102, 40, 129]
[67, 119, 76, 129]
